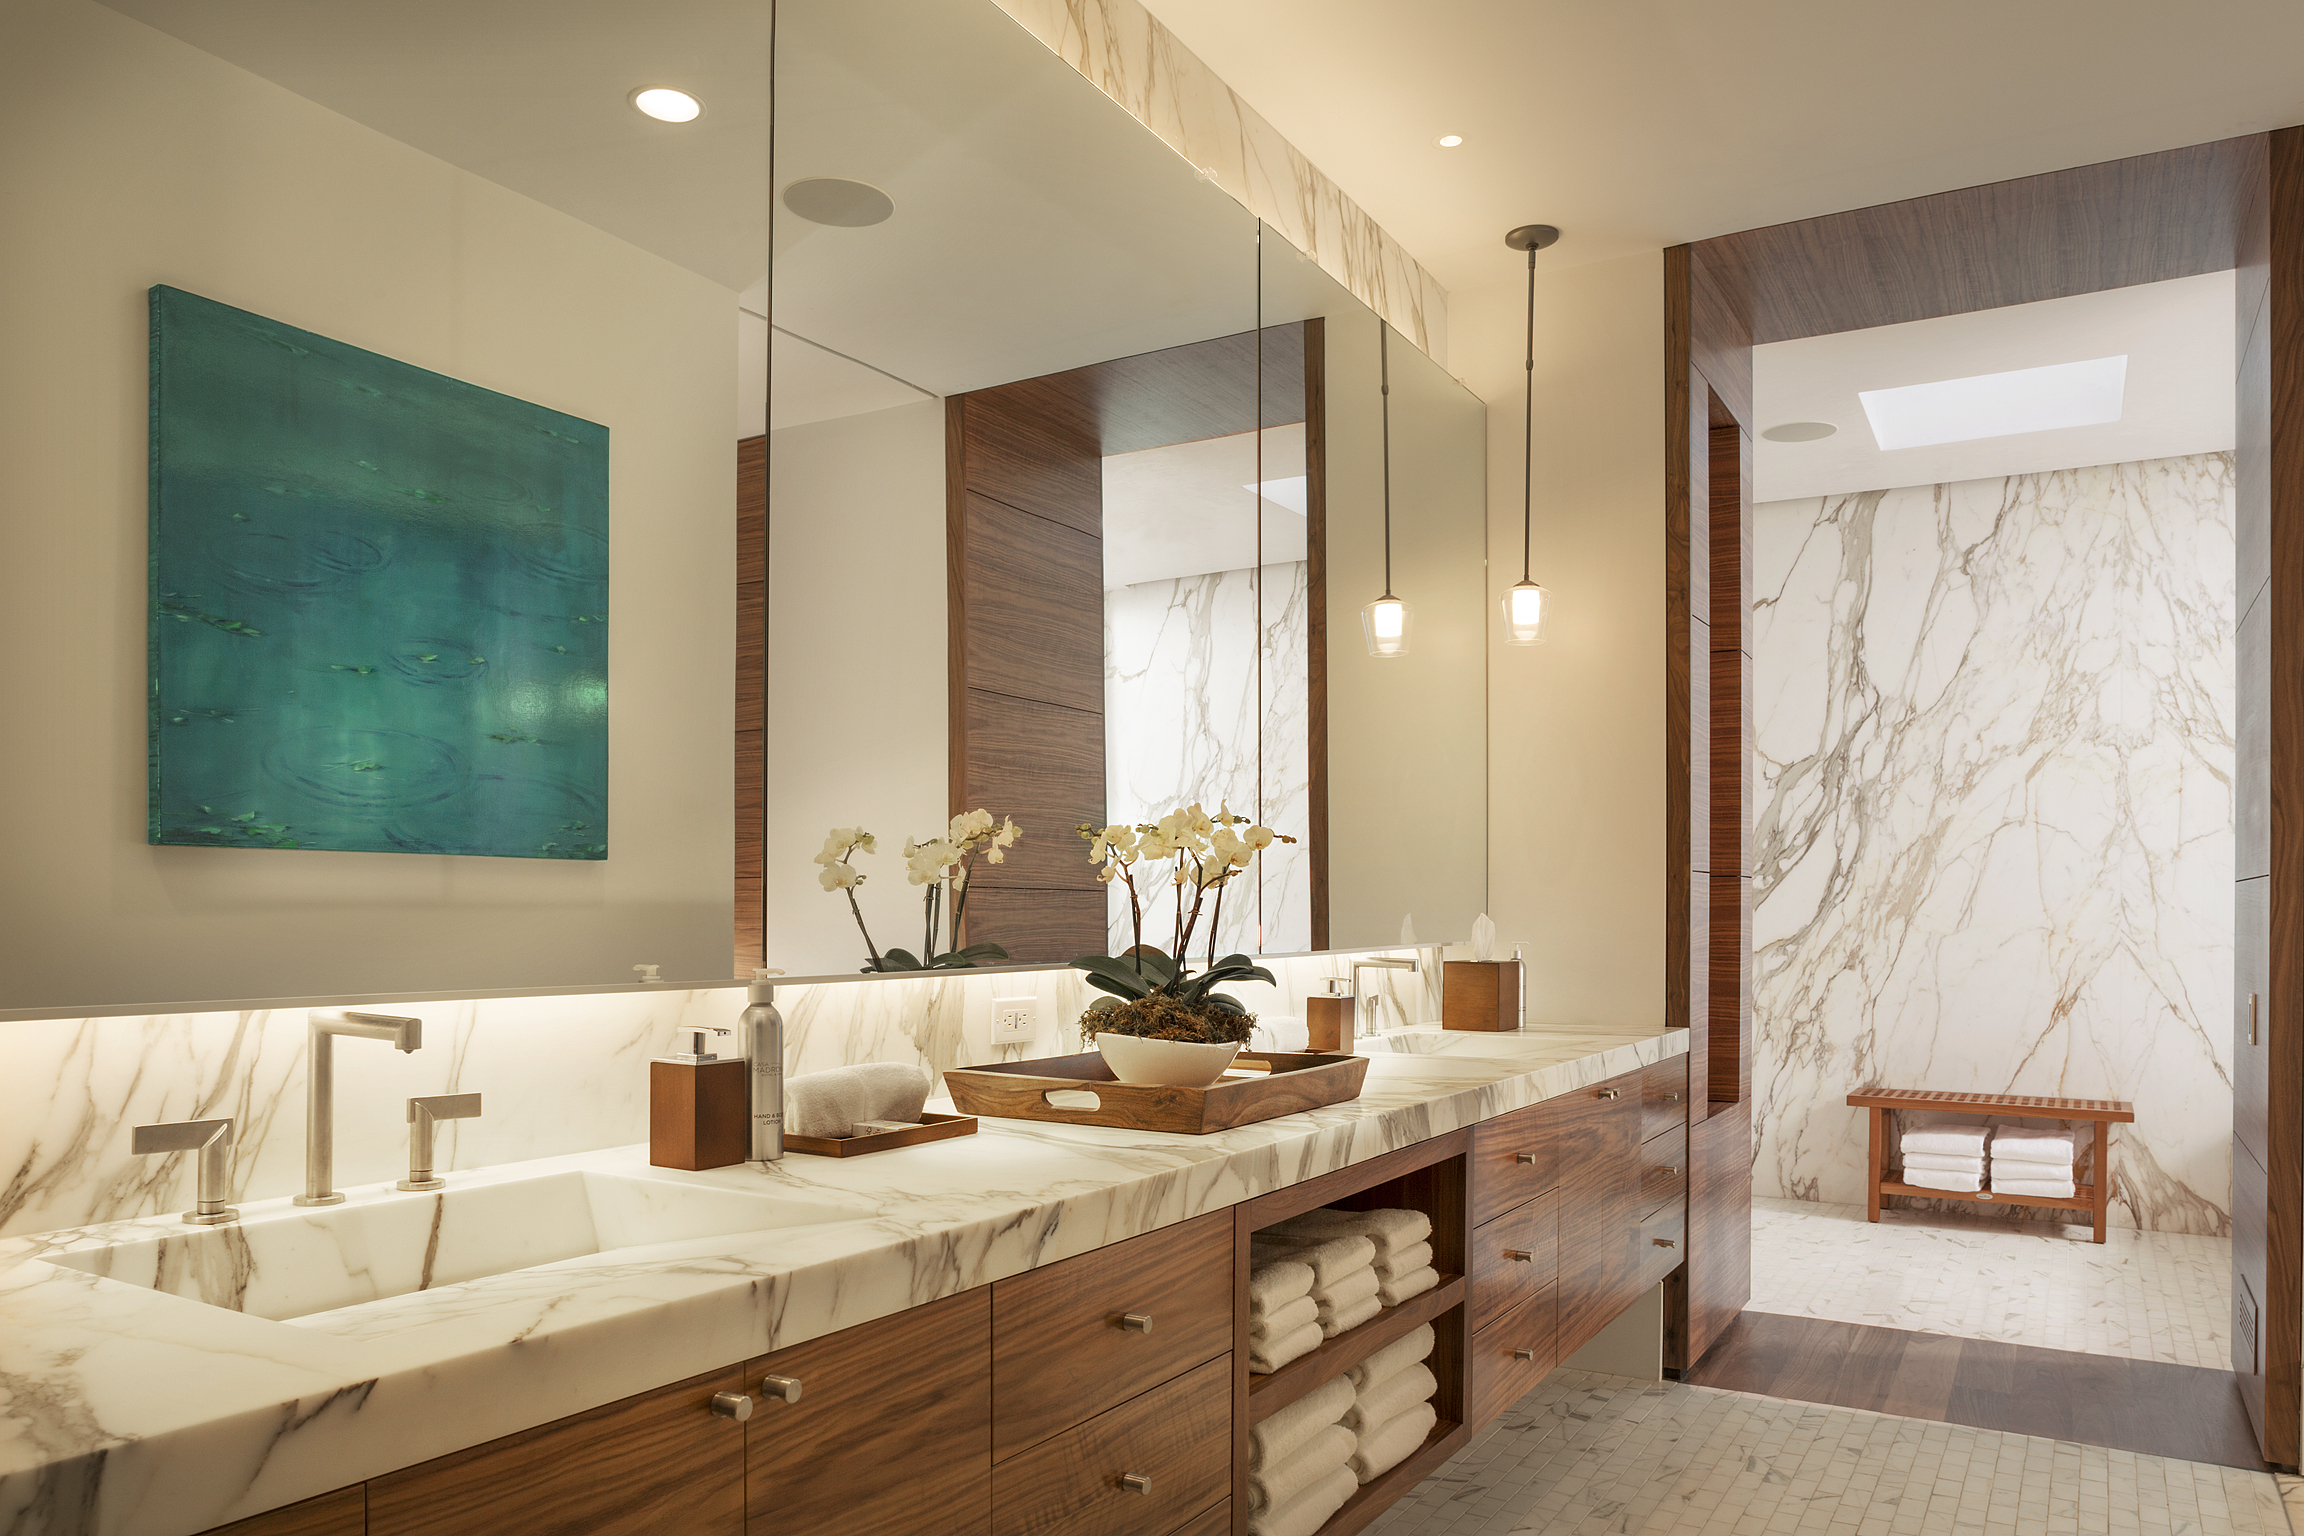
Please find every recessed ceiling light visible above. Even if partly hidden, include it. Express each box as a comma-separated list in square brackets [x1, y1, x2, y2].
[1434, 134, 1465, 148]
[631, 87, 702, 123]
[1859, 355, 2127, 450]
[782, 178, 896, 228]
[1761, 421, 1837, 443]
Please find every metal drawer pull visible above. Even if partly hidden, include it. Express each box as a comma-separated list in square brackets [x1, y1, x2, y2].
[1665, 1091, 1682, 1103]
[1597, 1088, 1621, 1101]
[1118, 1312, 1154, 1333]
[1515, 1152, 1539, 1165]
[1513, 1348, 1537, 1362]
[1663, 1166, 1680, 1178]
[709, 1392, 754, 1422]
[1120, 1473, 1153, 1495]
[760, 1374, 804, 1403]
[1652, 1237, 1677, 1249]
[1504, 1249, 1534, 1263]
[2251, 992, 2260, 1046]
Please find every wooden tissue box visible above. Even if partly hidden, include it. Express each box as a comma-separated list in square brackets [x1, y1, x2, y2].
[1306, 993, 1356, 1052]
[1443, 959, 1522, 1032]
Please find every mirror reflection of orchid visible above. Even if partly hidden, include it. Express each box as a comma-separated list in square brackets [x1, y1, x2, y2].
[1068, 804, 1296, 1043]
[815, 810, 1021, 973]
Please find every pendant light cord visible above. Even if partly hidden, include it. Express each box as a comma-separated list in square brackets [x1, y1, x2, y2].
[1380, 321, 1395, 599]
[1521, 245, 1536, 585]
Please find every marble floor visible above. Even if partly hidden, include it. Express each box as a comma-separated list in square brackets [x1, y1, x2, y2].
[1749, 1196, 2232, 1370]
[1366, 1369, 2289, 1536]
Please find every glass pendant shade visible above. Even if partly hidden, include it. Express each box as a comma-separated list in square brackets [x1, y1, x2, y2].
[1501, 579, 1551, 646]
[1361, 595, 1412, 658]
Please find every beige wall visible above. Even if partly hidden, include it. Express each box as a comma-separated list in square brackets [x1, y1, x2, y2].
[1459, 252, 1668, 1029]
[0, 0, 736, 1011]
[765, 400, 949, 976]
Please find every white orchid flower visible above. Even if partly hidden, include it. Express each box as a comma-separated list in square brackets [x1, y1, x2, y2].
[817, 862, 861, 891]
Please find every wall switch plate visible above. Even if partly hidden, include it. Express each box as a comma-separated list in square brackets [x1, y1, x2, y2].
[991, 996, 1041, 1043]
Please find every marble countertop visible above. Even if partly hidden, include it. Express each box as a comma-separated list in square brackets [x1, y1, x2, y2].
[0, 1023, 1684, 1536]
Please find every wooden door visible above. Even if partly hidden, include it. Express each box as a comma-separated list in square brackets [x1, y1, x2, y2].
[1552, 1072, 1640, 1358]
[747, 1286, 993, 1536]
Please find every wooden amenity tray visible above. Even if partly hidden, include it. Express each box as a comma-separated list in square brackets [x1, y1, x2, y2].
[942, 1051, 1370, 1135]
[1847, 1088, 2135, 1244]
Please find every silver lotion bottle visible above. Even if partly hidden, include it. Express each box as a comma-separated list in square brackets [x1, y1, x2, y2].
[740, 969, 785, 1161]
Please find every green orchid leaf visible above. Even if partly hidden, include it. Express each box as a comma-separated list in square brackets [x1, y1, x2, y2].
[879, 948, 924, 971]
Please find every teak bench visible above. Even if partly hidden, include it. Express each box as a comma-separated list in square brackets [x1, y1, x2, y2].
[1846, 1088, 2136, 1243]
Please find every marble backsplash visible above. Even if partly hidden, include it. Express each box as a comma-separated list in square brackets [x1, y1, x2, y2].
[0, 947, 1440, 1240]
[1751, 454, 2236, 1235]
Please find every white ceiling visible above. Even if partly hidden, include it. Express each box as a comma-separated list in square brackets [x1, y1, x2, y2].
[1105, 426, 1309, 589]
[1133, 0, 2304, 300]
[1752, 271, 2236, 502]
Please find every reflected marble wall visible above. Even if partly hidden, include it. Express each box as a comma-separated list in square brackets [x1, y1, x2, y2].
[0, 947, 1434, 1239]
[1752, 454, 2235, 1235]
[1105, 561, 1311, 954]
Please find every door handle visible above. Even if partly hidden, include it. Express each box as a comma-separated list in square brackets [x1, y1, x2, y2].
[2251, 992, 2260, 1046]
[759, 1374, 803, 1403]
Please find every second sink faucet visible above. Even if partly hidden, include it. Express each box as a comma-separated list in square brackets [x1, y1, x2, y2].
[295, 1010, 422, 1206]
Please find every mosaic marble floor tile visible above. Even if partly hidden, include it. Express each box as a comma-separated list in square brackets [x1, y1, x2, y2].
[1749, 1196, 2231, 1370]
[1366, 1369, 2288, 1536]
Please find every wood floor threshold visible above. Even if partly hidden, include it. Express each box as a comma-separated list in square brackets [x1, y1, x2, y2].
[1679, 1310, 2270, 1472]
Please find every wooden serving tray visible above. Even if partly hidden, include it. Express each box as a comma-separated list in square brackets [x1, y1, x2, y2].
[941, 1051, 1371, 1135]
[783, 1111, 978, 1157]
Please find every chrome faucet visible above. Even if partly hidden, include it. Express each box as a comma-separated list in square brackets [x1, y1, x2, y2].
[295, 1010, 422, 1206]
[1351, 956, 1419, 1031]
[132, 1116, 238, 1225]
[399, 1093, 483, 1191]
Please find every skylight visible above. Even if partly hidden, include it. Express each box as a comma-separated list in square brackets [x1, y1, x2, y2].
[1858, 355, 2127, 450]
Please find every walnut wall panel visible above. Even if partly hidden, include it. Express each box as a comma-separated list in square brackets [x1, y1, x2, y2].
[961, 493, 1104, 714]
[735, 434, 766, 977]
[1668, 1103, 1751, 1370]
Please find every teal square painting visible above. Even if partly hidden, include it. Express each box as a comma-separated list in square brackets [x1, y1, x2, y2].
[148, 286, 609, 859]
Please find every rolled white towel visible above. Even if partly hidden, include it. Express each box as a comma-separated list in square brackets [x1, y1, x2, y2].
[1377, 1266, 1440, 1308]
[1250, 1319, 1325, 1374]
[1314, 1265, 1380, 1319]
[1991, 1129, 2078, 1166]
[783, 1063, 931, 1139]
[1901, 1126, 1988, 1158]
[1993, 1175, 2079, 1200]
[1248, 1423, 1356, 1514]
[1347, 1323, 1436, 1391]
[1250, 1260, 1315, 1315]
[1321, 1291, 1383, 1338]
[1901, 1168, 1982, 1193]
[1252, 1232, 1378, 1289]
[1250, 1017, 1311, 1054]
[1901, 1152, 1986, 1174]
[1373, 1240, 1434, 1282]
[1252, 1294, 1319, 1341]
[1249, 1374, 1354, 1470]
[1270, 1206, 1433, 1262]
[1350, 1399, 1438, 1483]
[1344, 1361, 1436, 1434]
[1249, 1465, 1357, 1536]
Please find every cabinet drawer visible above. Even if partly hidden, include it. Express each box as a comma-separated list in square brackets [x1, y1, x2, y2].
[1471, 1099, 1557, 1227]
[1639, 1124, 1687, 1219]
[1635, 1198, 1687, 1291]
[1470, 1189, 1556, 1330]
[1469, 1284, 1557, 1430]
[1640, 1055, 1689, 1142]
[990, 1353, 1230, 1536]
[992, 1210, 1232, 1461]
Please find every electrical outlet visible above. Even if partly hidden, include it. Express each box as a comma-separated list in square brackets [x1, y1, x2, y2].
[992, 996, 1040, 1043]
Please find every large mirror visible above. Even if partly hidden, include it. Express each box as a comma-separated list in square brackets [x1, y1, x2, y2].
[763, 0, 1487, 977]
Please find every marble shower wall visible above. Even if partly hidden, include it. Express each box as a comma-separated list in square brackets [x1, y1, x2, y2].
[0, 947, 1435, 1240]
[1752, 454, 2236, 1235]
[1105, 561, 1311, 954]
[984, 0, 1448, 361]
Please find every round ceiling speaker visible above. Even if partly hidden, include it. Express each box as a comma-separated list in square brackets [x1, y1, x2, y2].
[1761, 421, 1838, 442]
[782, 178, 896, 228]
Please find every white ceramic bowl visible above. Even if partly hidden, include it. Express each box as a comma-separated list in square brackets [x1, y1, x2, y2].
[1094, 1033, 1242, 1088]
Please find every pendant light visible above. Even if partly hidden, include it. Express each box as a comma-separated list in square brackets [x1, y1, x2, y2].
[1360, 321, 1412, 657]
[1501, 223, 1559, 646]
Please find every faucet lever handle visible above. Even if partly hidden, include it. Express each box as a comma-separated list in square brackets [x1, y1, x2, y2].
[406, 1093, 484, 1123]
[399, 1093, 483, 1191]
[131, 1117, 239, 1226]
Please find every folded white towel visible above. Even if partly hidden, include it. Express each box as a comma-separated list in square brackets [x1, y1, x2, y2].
[1250, 1465, 1358, 1536]
[1248, 1423, 1356, 1514]
[1250, 1259, 1316, 1314]
[1993, 1176, 2079, 1200]
[1252, 1295, 1319, 1340]
[1344, 1361, 1436, 1434]
[1374, 1240, 1435, 1282]
[1253, 1232, 1378, 1289]
[1270, 1206, 1434, 1261]
[1901, 1152, 1986, 1174]
[1250, 1374, 1356, 1469]
[1348, 1323, 1436, 1391]
[1250, 1319, 1325, 1374]
[1992, 1129, 2078, 1166]
[1315, 1265, 1380, 1318]
[1321, 1291, 1383, 1338]
[1377, 1266, 1440, 1309]
[782, 1062, 931, 1139]
[1350, 1400, 1438, 1483]
[1901, 1168, 1982, 1193]
[1901, 1126, 1988, 1157]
